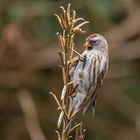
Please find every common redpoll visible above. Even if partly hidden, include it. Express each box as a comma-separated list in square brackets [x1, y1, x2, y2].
[70, 33, 109, 116]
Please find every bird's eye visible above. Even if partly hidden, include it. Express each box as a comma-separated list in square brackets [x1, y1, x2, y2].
[93, 40, 97, 43]
[89, 40, 97, 44]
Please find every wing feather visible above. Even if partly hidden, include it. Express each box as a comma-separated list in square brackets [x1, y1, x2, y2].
[83, 54, 108, 115]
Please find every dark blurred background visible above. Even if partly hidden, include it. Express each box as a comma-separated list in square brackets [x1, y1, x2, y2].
[0, 0, 140, 140]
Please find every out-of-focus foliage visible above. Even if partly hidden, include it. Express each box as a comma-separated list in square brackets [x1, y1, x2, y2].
[0, 0, 140, 140]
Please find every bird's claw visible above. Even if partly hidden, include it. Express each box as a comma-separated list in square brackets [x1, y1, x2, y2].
[79, 55, 86, 62]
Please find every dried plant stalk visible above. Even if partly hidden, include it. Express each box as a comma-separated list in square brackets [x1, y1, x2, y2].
[51, 3, 89, 140]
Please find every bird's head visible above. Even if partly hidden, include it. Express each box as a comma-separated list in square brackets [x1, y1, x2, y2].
[84, 33, 108, 51]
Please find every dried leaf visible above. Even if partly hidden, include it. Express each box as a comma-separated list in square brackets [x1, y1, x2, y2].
[50, 92, 68, 120]
[56, 33, 64, 51]
[60, 6, 66, 14]
[55, 14, 64, 30]
[72, 21, 89, 34]
[74, 21, 90, 29]
[58, 52, 64, 66]
[68, 122, 82, 134]
[74, 18, 84, 23]
[72, 10, 76, 21]
[56, 130, 61, 140]
[61, 85, 67, 101]
[67, 3, 71, 26]
[58, 111, 64, 128]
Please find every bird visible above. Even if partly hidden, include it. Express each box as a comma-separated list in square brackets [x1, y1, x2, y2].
[69, 33, 109, 117]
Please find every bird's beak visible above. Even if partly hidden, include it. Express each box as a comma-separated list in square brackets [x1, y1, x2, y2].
[84, 42, 91, 48]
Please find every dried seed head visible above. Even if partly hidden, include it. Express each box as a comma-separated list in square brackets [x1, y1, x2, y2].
[55, 4, 89, 36]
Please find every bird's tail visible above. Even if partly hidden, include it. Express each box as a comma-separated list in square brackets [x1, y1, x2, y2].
[65, 93, 85, 132]
[91, 100, 96, 117]
[83, 99, 96, 117]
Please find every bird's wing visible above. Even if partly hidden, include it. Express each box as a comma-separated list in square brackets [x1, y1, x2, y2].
[83, 54, 108, 115]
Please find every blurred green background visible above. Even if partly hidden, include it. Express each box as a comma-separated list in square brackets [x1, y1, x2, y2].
[0, 0, 140, 140]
